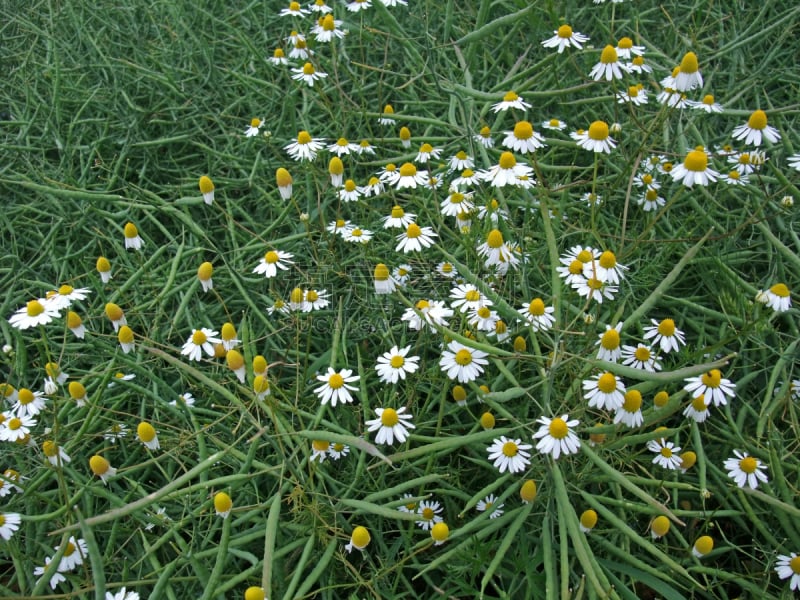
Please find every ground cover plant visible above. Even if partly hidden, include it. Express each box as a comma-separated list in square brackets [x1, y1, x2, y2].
[1, 0, 799, 598]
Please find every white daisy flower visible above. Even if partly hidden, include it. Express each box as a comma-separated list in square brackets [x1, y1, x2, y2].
[723, 450, 768, 489]
[647, 438, 682, 470]
[180, 328, 221, 362]
[284, 131, 325, 161]
[541, 24, 589, 53]
[518, 298, 555, 332]
[395, 223, 437, 253]
[476, 494, 504, 519]
[415, 500, 444, 530]
[439, 340, 489, 383]
[401, 299, 453, 331]
[487, 436, 533, 473]
[582, 372, 626, 411]
[774, 553, 800, 592]
[375, 345, 420, 383]
[621, 344, 661, 372]
[314, 367, 359, 407]
[491, 91, 531, 112]
[683, 369, 736, 407]
[253, 249, 294, 278]
[8, 299, 60, 330]
[365, 406, 415, 445]
[642, 318, 686, 353]
[532, 415, 581, 459]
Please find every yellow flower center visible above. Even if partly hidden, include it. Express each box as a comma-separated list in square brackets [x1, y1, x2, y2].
[380, 408, 399, 426]
[587, 277, 603, 290]
[599, 251, 617, 269]
[227, 350, 244, 370]
[622, 390, 642, 412]
[421, 507, 435, 520]
[329, 157, 344, 174]
[214, 492, 232, 514]
[600, 329, 620, 350]
[684, 150, 708, 172]
[479, 125, 491, 138]
[652, 516, 670, 536]
[124, 222, 138, 238]
[600, 45, 618, 64]
[253, 376, 269, 394]
[645, 189, 658, 201]
[383, 104, 394, 114]
[264, 250, 279, 264]
[406, 223, 422, 239]
[374, 264, 389, 281]
[8, 417, 22, 431]
[567, 259, 582, 275]
[480, 412, 495, 429]
[307, 290, 319, 302]
[477, 306, 491, 318]
[691, 394, 707, 411]
[770, 283, 789, 297]
[502, 91, 519, 102]
[399, 127, 411, 141]
[502, 441, 519, 457]
[276, 167, 292, 187]
[416, 299, 430, 310]
[557, 24, 573, 38]
[580, 509, 598, 529]
[498, 151, 516, 169]
[454, 349, 473, 366]
[452, 385, 466, 402]
[628, 85, 640, 97]
[588, 121, 609, 141]
[390, 355, 405, 368]
[322, 14, 335, 30]
[465, 290, 481, 302]
[790, 556, 800, 575]
[198, 262, 213, 280]
[513, 120, 534, 140]
[632, 56, 645, 67]
[527, 298, 546, 316]
[449, 192, 465, 205]
[660, 446, 673, 458]
[399, 162, 417, 177]
[43, 440, 58, 457]
[701, 369, 722, 388]
[618, 37, 633, 49]
[748, 109, 768, 130]
[654, 391, 669, 407]
[192, 330, 207, 345]
[26, 300, 45, 317]
[455, 150, 467, 160]
[662, 162, 673, 172]
[118, 326, 134, 343]
[90, 455, 110, 476]
[420, 142, 433, 153]
[105, 303, 123, 321]
[657, 319, 676, 337]
[18, 388, 34, 405]
[344, 179, 357, 192]
[597, 373, 617, 393]
[513, 336, 526, 352]
[199, 175, 214, 193]
[137, 422, 156, 442]
[486, 229, 504, 248]
[328, 373, 344, 389]
[312, 439, 330, 452]
[680, 51, 699, 74]
[680, 451, 696, 470]
[549, 418, 568, 439]
[273, 48, 284, 58]
[297, 130, 312, 144]
[520, 480, 537, 502]
[431, 522, 449, 542]
[739, 456, 758, 474]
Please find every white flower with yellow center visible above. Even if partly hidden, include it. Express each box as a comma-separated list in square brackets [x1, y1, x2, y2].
[395, 222, 437, 253]
[615, 37, 645, 59]
[450, 283, 492, 313]
[56, 536, 88, 572]
[314, 367, 359, 407]
[253, 249, 294, 278]
[439, 340, 489, 383]
[575, 121, 616, 153]
[448, 150, 474, 172]
[541, 24, 589, 53]
[774, 553, 800, 591]
[647, 437, 682, 469]
[674, 51, 703, 92]
[469, 305, 500, 332]
[616, 84, 648, 106]
[683, 393, 712, 423]
[346, 0, 371, 11]
[671, 149, 718, 187]
[44, 285, 91, 311]
[480, 151, 534, 187]
[683, 369, 736, 407]
[284, 130, 325, 161]
[474, 125, 494, 148]
[439, 190, 474, 218]
[723, 450, 768, 489]
[181, 328, 221, 362]
[291, 61, 327, 86]
[589, 45, 624, 81]
[313, 14, 346, 42]
[12, 388, 46, 418]
[395, 162, 429, 189]
[518, 298, 555, 332]
[595, 322, 622, 362]
[415, 142, 442, 163]
[0, 512, 21, 541]
[415, 500, 443, 530]
[621, 344, 661, 372]
[732, 109, 780, 146]
[9, 298, 60, 330]
[502, 120, 547, 153]
[401, 299, 453, 331]
[615, 390, 644, 427]
[365, 406, 415, 445]
[491, 90, 531, 112]
[375, 345, 420, 383]
[279, 1, 310, 16]
[487, 436, 532, 473]
[533, 415, 580, 459]
[757, 283, 792, 312]
[382, 205, 416, 229]
[643, 318, 685, 353]
[0, 412, 37, 442]
[477, 494, 504, 519]
[687, 94, 723, 113]
[583, 372, 626, 411]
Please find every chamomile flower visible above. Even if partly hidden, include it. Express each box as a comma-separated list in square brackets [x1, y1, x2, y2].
[196, 262, 214, 292]
[0, 412, 37, 442]
[34, 556, 66, 590]
[288, 37, 312, 60]
[346, 0, 371, 11]
[401, 299, 453, 331]
[328, 442, 349, 460]
[643, 318, 686, 353]
[723, 450, 768, 489]
[674, 51, 703, 91]
[541, 24, 589, 53]
[774, 553, 800, 591]
[492, 91, 532, 112]
[268, 48, 288, 65]
[436, 261, 458, 279]
[345, 526, 370, 553]
[398, 126, 412, 148]
[378, 104, 396, 126]
[303, 289, 329, 311]
[615, 390, 644, 427]
[621, 344, 661, 372]
[253, 249, 294, 278]
[470, 305, 500, 332]
[338, 179, 361, 202]
[595, 322, 623, 362]
[284, 130, 325, 161]
[487, 436, 532, 473]
[314, 14, 347, 41]
[448, 151, 474, 172]
[103, 423, 128, 444]
[616, 84, 648, 106]
[310, 0, 333, 13]
[624, 55, 653, 74]
[12, 388, 46, 418]
[671, 149, 718, 187]
[474, 125, 494, 148]
[579, 509, 598, 533]
[327, 218, 353, 237]
[583, 372, 626, 411]
[365, 406, 415, 445]
[415, 142, 442, 163]
[683, 394, 712, 423]
[575, 121, 616, 153]
[310, 439, 330, 463]
[477, 494, 504, 519]
[589, 45, 624, 81]
[123, 222, 144, 249]
[214, 491, 232, 518]
[89, 455, 116, 484]
[327, 137, 358, 156]
[450, 283, 492, 313]
[638, 187, 665, 211]
[395, 162, 429, 189]
[170, 392, 195, 408]
[291, 61, 327, 86]
[373, 263, 397, 294]
[44, 285, 91, 311]
[542, 118, 568, 131]
[650, 516, 671, 540]
[118, 325, 134, 354]
[573, 276, 618, 303]
[96, 256, 112, 283]
[280, 1, 310, 16]
[687, 94, 723, 113]
[137, 421, 159, 450]
[502, 120, 546, 153]
[181, 328, 222, 362]
[392, 264, 412, 286]
[56, 536, 88, 571]
[757, 283, 792, 312]
[615, 37, 645, 59]
[450, 168, 481, 189]
[198, 175, 215, 204]
[357, 139, 376, 155]
[106, 587, 141, 600]
[439, 340, 489, 383]
[314, 367, 359, 407]
[788, 153, 800, 172]
[328, 156, 344, 187]
[431, 522, 449, 545]
[647, 437, 682, 470]
[374, 346, 420, 383]
[732, 109, 780, 146]
[396, 222, 437, 253]
[480, 152, 534, 187]
[414, 500, 443, 530]
[518, 298, 555, 332]
[9, 299, 60, 330]
[359, 177, 384, 197]
[683, 369, 736, 407]
[253, 375, 271, 400]
[0, 512, 20, 541]
[439, 190, 473, 218]
[533, 414, 581, 459]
